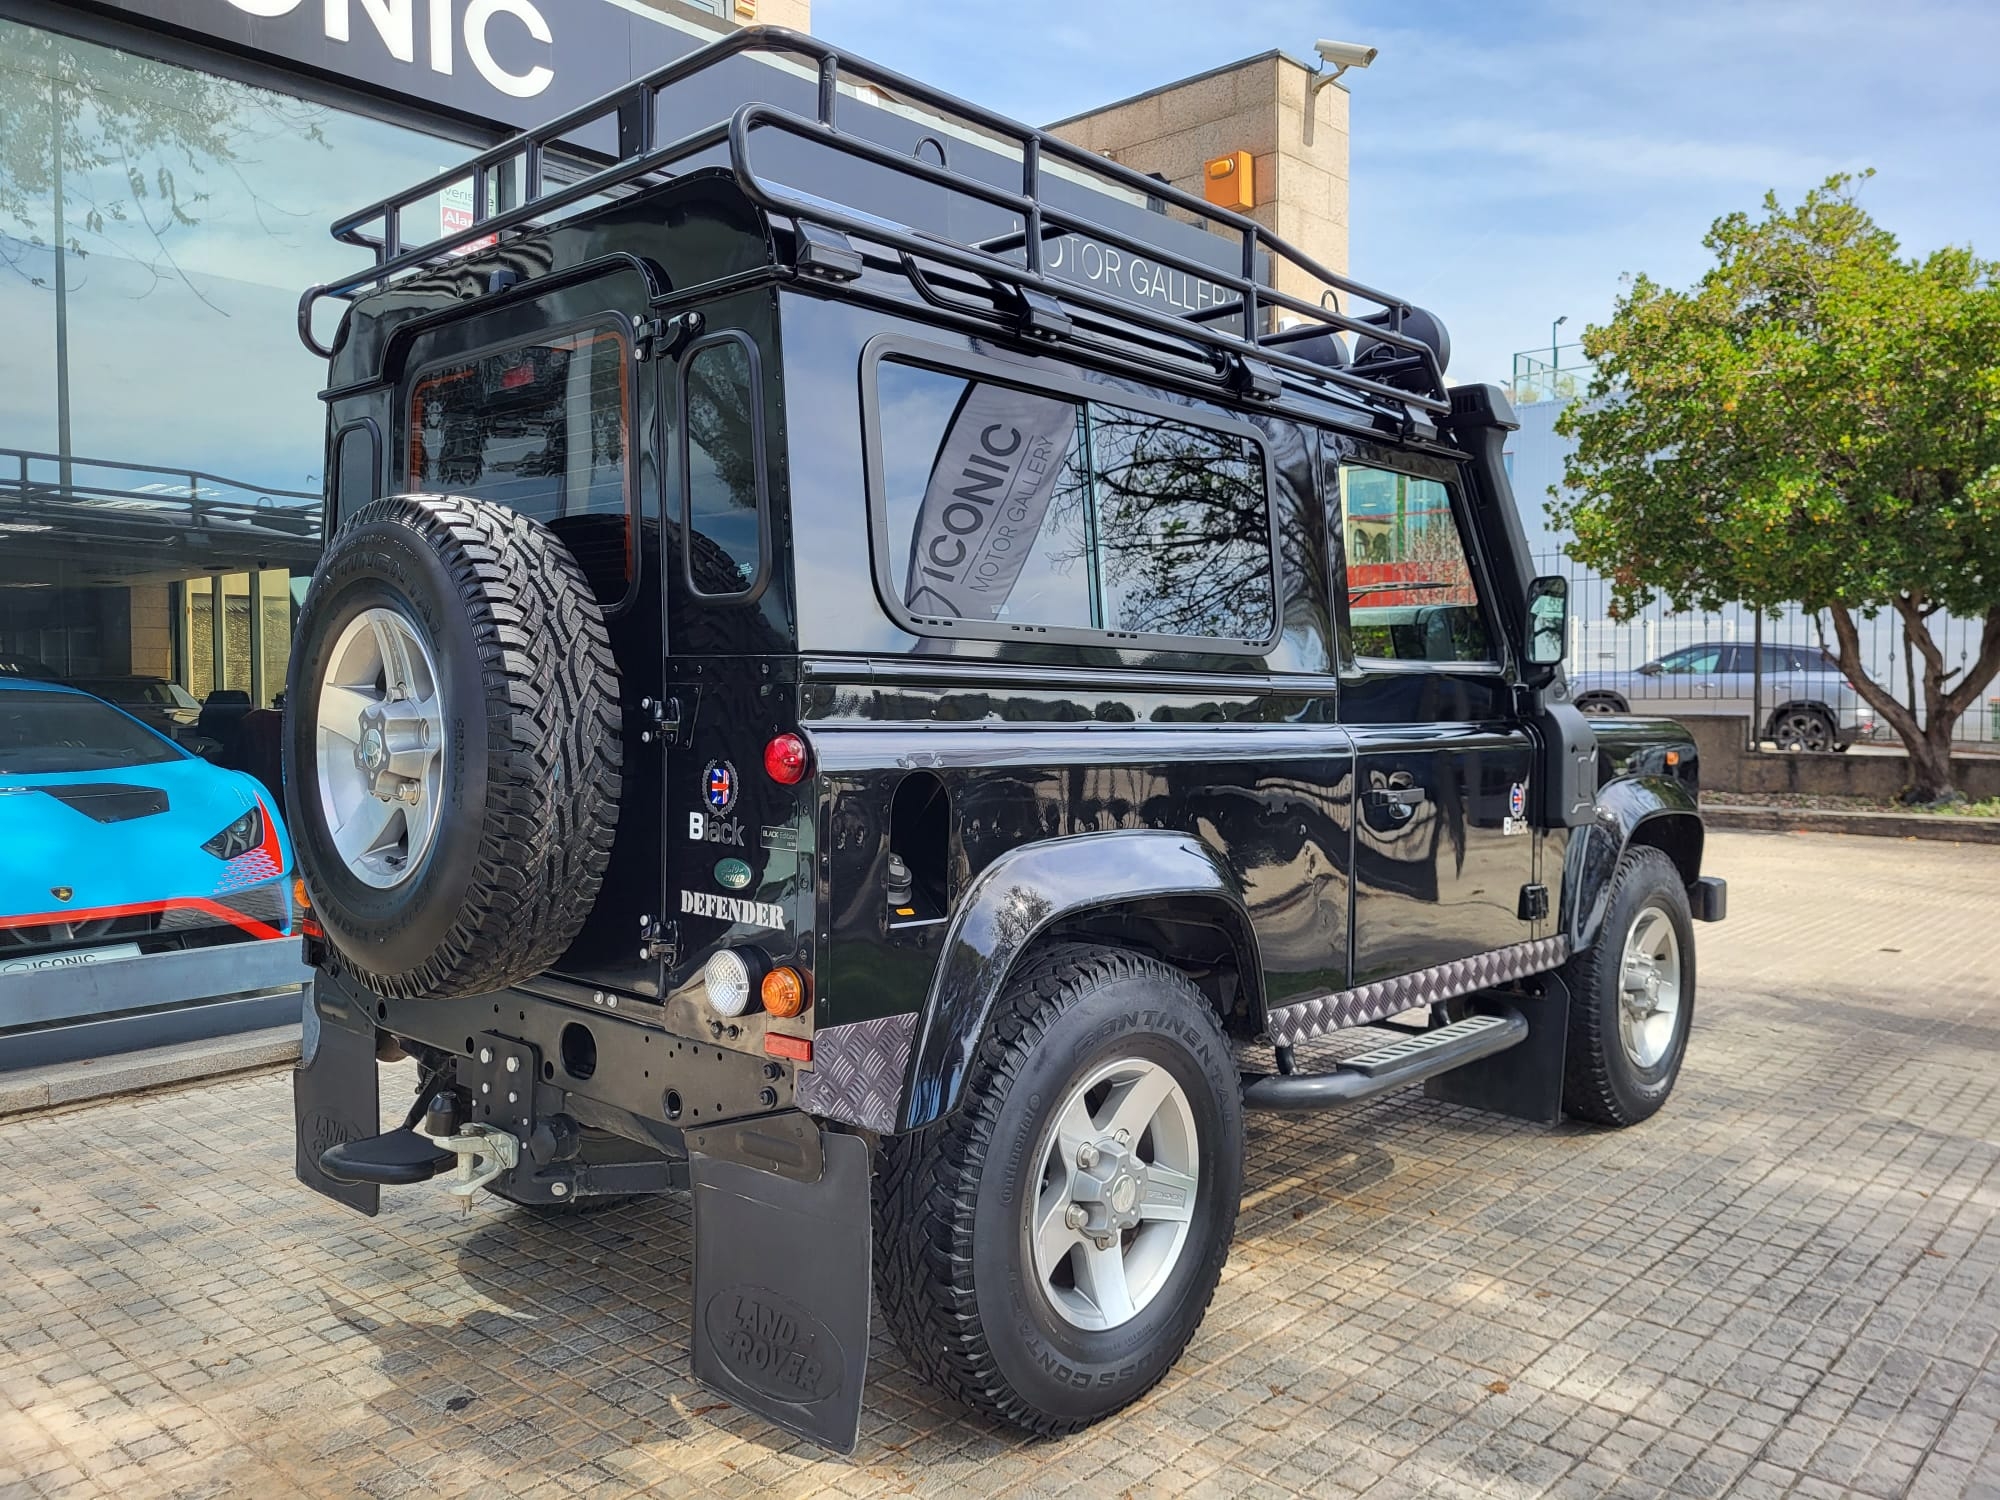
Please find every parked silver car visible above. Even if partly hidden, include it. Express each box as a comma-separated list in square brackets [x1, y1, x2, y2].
[1572, 641, 1875, 751]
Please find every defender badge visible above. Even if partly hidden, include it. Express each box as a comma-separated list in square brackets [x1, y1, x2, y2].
[715, 858, 752, 890]
[704, 760, 738, 813]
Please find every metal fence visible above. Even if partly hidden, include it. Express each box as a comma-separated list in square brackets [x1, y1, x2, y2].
[1535, 551, 2000, 747]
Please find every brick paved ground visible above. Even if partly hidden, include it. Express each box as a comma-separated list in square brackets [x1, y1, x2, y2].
[1, 829, 1997, 1499]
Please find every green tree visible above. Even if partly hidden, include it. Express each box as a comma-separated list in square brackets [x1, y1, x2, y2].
[1554, 174, 2000, 801]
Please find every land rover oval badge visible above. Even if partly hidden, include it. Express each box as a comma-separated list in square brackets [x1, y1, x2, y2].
[715, 858, 752, 890]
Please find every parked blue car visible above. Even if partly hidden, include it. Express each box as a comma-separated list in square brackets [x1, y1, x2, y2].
[0, 679, 294, 973]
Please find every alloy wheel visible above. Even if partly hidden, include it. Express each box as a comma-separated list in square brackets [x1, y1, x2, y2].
[1617, 904, 1683, 1069]
[314, 606, 446, 888]
[1029, 1056, 1201, 1332]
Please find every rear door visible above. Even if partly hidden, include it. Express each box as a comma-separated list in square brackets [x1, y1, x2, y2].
[1331, 447, 1545, 985]
[396, 275, 665, 996]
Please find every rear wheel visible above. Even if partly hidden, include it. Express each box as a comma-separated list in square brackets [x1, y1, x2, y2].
[874, 944, 1242, 1434]
[1577, 694, 1625, 715]
[1769, 705, 1837, 753]
[1561, 846, 1695, 1126]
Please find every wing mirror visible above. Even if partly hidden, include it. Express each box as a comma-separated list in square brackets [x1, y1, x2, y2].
[1522, 574, 1568, 686]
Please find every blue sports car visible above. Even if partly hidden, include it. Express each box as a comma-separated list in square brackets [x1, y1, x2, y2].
[0, 678, 295, 973]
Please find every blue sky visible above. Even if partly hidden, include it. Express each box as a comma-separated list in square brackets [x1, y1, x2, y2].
[812, 0, 2000, 387]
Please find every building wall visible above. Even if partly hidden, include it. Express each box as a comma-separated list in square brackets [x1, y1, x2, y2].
[1049, 51, 1349, 318]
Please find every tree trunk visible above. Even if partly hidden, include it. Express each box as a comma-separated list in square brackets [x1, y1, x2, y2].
[1824, 602, 2000, 803]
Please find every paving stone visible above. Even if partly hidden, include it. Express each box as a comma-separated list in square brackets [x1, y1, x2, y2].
[0, 829, 1996, 1497]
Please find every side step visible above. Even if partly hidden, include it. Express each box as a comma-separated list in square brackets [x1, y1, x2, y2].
[320, 1126, 456, 1186]
[1242, 1009, 1528, 1112]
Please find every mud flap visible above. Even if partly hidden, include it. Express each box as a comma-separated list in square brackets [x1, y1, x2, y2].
[293, 984, 381, 1216]
[689, 1129, 871, 1454]
[1424, 976, 1571, 1125]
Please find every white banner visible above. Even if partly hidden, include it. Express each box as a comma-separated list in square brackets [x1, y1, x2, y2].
[904, 384, 1078, 622]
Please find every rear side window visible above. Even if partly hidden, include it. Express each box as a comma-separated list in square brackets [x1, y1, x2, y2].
[406, 324, 632, 604]
[873, 360, 1276, 645]
[1338, 464, 1493, 664]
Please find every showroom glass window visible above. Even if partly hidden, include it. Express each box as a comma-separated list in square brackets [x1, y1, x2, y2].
[0, 19, 447, 964]
[0, 19, 447, 711]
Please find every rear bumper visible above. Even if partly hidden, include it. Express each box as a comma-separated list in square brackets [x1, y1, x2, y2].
[302, 964, 798, 1165]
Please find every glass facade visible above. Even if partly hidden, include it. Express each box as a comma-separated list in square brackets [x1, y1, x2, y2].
[0, 18, 448, 976]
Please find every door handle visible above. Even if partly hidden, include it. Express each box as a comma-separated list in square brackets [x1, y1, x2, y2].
[1364, 786, 1429, 818]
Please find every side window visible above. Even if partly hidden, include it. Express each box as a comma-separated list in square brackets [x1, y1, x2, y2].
[1658, 646, 1721, 674]
[334, 422, 378, 510]
[683, 336, 766, 600]
[872, 359, 1277, 645]
[1337, 464, 1493, 664]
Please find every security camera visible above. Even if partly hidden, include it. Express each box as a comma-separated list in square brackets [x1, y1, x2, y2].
[1314, 39, 1378, 72]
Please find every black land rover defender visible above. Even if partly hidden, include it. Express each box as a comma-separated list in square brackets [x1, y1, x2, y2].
[287, 29, 1726, 1453]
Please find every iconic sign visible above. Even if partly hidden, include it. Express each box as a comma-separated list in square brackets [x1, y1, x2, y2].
[904, 385, 1078, 622]
[78, 0, 699, 129]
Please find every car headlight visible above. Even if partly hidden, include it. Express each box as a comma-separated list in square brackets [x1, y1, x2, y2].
[202, 805, 265, 861]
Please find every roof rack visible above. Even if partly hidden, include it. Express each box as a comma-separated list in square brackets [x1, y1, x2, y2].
[297, 27, 1449, 419]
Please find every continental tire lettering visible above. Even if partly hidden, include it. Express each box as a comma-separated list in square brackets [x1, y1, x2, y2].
[679, 889, 785, 930]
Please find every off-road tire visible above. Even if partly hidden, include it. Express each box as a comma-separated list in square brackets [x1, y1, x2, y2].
[874, 943, 1242, 1435]
[1561, 846, 1694, 1126]
[286, 493, 621, 999]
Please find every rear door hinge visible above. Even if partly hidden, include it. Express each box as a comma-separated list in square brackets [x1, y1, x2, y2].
[639, 695, 682, 745]
[634, 310, 703, 363]
[640, 916, 678, 965]
[1517, 883, 1550, 922]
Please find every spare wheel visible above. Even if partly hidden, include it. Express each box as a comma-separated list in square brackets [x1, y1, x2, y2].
[286, 493, 621, 999]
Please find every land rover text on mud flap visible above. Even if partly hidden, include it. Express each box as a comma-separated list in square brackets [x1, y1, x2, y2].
[286, 28, 1726, 1454]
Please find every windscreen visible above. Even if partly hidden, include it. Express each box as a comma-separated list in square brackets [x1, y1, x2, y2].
[407, 325, 633, 604]
[0, 690, 181, 775]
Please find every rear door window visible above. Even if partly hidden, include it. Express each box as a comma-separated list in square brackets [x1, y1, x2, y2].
[681, 335, 768, 600]
[406, 323, 633, 605]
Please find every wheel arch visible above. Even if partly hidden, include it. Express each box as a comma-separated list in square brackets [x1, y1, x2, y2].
[1562, 774, 1704, 954]
[897, 830, 1263, 1132]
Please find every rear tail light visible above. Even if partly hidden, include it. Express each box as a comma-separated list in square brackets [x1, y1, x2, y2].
[761, 965, 808, 1018]
[764, 732, 810, 785]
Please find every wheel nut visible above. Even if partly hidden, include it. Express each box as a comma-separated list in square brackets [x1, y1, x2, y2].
[1077, 1143, 1099, 1170]
[1065, 1204, 1088, 1230]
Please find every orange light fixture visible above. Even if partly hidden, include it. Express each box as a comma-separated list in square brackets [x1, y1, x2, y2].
[762, 965, 808, 1018]
[1203, 151, 1255, 211]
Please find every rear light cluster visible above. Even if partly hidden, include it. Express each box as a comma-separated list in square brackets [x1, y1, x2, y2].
[701, 948, 810, 1020]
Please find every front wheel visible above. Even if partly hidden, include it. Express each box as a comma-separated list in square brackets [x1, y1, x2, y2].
[874, 944, 1243, 1435]
[1561, 846, 1695, 1126]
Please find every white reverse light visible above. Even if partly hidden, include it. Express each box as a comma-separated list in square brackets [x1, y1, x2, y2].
[703, 950, 754, 1017]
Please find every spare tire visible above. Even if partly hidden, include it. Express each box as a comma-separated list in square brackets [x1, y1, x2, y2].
[286, 493, 621, 999]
